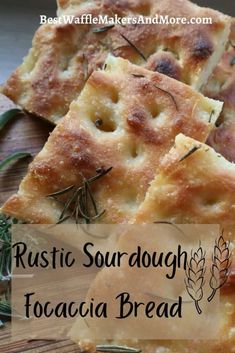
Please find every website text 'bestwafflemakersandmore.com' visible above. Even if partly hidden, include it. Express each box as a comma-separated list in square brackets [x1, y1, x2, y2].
[40, 14, 213, 25]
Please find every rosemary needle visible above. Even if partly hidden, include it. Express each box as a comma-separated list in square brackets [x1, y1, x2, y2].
[153, 84, 178, 111]
[131, 75, 178, 111]
[120, 34, 146, 61]
[96, 345, 141, 353]
[0, 109, 22, 131]
[208, 110, 215, 123]
[0, 152, 32, 171]
[92, 25, 115, 33]
[179, 146, 201, 162]
[47, 185, 75, 198]
[131, 74, 145, 78]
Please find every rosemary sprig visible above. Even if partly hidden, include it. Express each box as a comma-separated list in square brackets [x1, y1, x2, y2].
[0, 152, 32, 171]
[179, 146, 201, 162]
[120, 34, 146, 61]
[92, 25, 115, 33]
[153, 84, 178, 111]
[0, 215, 14, 326]
[0, 215, 15, 282]
[48, 167, 112, 224]
[0, 109, 22, 131]
[96, 345, 141, 353]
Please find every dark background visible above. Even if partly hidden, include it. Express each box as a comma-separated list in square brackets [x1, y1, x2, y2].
[0, 0, 234, 83]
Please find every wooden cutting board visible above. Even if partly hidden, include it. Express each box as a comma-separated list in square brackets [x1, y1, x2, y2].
[0, 324, 81, 353]
[0, 94, 82, 352]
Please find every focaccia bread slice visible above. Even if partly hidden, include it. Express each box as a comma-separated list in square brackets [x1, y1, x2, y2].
[2, 0, 230, 123]
[1, 56, 222, 223]
[133, 133, 235, 225]
[203, 19, 235, 163]
[71, 265, 235, 353]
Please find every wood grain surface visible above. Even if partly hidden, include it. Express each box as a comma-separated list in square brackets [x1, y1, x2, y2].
[0, 94, 54, 206]
[0, 94, 82, 352]
[0, 325, 80, 353]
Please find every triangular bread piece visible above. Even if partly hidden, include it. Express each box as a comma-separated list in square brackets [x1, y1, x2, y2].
[1, 56, 222, 223]
[203, 19, 235, 163]
[133, 133, 235, 225]
[2, 0, 230, 123]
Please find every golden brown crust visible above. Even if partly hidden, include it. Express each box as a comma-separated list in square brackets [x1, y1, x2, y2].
[203, 19, 235, 162]
[1, 57, 222, 223]
[133, 133, 235, 225]
[3, 0, 230, 123]
[129, 132, 235, 351]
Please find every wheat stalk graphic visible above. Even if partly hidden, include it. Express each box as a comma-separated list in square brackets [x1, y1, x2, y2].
[207, 233, 232, 302]
[185, 245, 206, 314]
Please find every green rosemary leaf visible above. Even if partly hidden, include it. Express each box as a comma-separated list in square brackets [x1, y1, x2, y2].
[96, 345, 141, 353]
[0, 152, 32, 171]
[120, 34, 147, 61]
[0, 302, 26, 320]
[179, 146, 201, 162]
[0, 109, 22, 131]
[0, 300, 11, 318]
[92, 25, 115, 33]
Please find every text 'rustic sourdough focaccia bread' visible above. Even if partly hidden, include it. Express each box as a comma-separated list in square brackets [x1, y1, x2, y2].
[1, 56, 222, 223]
[133, 133, 235, 225]
[2, 0, 230, 123]
[203, 19, 235, 163]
